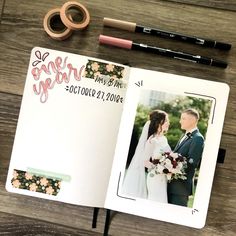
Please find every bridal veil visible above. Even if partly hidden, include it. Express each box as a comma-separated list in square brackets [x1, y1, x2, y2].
[121, 120, 151, 199]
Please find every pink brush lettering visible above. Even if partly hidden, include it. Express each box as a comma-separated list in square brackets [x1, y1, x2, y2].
[31, 55, 85, 103]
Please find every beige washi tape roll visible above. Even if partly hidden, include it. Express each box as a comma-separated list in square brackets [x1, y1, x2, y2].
[43, 8, 73, 40]
[60, 1, 90, 30]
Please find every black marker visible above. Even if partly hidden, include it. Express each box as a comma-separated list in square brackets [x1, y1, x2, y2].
[99, 35, 228, 68]
[103, 18, 231, 51]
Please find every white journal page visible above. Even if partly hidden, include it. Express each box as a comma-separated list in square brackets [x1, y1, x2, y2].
[6, 47, 129, 207]
[105, 67, 229, 228]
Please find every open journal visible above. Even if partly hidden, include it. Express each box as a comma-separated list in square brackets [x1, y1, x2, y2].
[6, 47, 229, 228]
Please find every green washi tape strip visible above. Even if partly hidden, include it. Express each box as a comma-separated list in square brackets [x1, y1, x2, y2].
[27, 168, 71, 182]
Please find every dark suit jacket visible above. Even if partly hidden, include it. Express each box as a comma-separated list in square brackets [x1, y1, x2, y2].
[168, 129, 204, 196]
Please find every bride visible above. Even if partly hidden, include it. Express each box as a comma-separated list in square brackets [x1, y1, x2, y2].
[121, 110, 171, 203]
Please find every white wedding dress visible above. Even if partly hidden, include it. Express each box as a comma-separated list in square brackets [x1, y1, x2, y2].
[145, 135, 171, 203]
[121, 121, 171, 202]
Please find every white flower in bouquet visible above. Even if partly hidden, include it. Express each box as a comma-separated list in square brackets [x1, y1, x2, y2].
[164, 159, 173, 170]
[156, 163, 165, 173]
[170, 152, 179, 159]
[159, 155, 166, 162]
[176, 162, 183, 170]
[171, 166, 182, 174]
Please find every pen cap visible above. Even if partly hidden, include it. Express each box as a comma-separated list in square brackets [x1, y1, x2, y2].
[215, 42, 231, 50]
[212, 59, 228, 68]
[103, 18, 136, 32]
[99, 35, 133, 49]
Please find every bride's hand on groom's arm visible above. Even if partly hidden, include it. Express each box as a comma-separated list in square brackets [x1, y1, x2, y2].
[144, 160, 154, 169]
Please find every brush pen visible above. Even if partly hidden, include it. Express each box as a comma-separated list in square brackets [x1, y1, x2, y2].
[103, 18, 231, 51]
[99, 35, 227, 68]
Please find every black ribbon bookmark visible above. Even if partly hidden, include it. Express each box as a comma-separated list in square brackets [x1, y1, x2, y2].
[92, 207, 99, 228]
[104, 209, 111, 236]
[92, 208, 112, 236]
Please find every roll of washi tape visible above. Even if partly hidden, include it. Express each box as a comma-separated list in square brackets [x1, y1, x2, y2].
[60, 1, 90, 30]
[43, 8, 72, 40]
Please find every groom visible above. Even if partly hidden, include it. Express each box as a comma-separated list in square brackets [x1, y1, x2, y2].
[167, 108, 204, 207]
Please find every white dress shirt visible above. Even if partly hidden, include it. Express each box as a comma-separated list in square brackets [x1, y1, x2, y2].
[179, 127, 198, 145]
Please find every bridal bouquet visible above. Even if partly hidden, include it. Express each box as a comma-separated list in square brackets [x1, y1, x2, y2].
[149, 152, 188, 182]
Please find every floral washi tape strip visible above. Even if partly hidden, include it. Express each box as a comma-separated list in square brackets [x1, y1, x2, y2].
[84, 60, 125, 80]
[11, 169, 62, 196]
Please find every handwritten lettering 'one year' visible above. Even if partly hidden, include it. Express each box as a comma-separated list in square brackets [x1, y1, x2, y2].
[31, 56, 85, 103]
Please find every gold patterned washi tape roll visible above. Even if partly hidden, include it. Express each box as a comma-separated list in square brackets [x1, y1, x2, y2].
[43, 8, 73, 40]
[60, 1, 90, 30]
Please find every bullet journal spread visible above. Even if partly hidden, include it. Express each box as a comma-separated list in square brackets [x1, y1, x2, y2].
[6, 47, 229, 228]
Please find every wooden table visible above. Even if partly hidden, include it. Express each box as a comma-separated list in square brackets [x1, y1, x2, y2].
[0, 0, 236, 235]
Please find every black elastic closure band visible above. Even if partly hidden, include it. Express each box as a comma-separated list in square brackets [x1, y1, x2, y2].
[217, 148, 226, 163]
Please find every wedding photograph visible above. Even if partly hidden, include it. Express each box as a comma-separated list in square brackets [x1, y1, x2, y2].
[121, 89, 213, 208]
